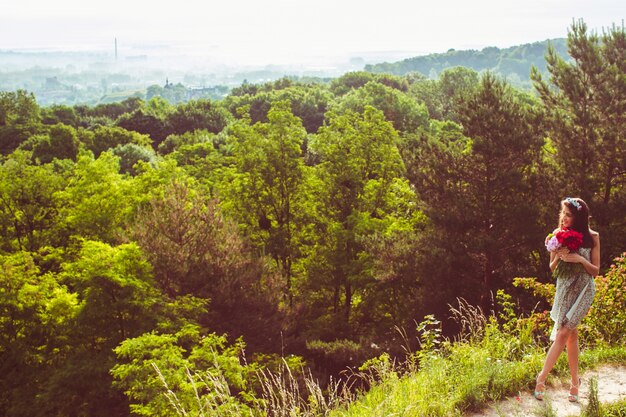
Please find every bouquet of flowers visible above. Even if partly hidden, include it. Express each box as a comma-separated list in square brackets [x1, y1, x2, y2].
[545, 228, 584, 279]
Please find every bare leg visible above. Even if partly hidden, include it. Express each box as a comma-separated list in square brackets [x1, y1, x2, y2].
[534, 326, 574, 398]
[566, 329, 580, 400]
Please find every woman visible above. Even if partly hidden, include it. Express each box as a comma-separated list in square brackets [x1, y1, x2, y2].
[534, 197, 600, 402]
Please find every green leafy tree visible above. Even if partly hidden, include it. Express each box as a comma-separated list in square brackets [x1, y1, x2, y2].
[157, 129, 214, 155]
[56, 151, 137, 243]
[111, 143, 156, 176]
[335, 81, 429, 133]
[22, 123, 81, 163]
[116, 110, 169, 146]
[0, 90, 42, 154]
[225, 85, 332, 133]
[341, 177, 427, 340]
[408, 78, 443, 118]
[307, 106, 405, 334]
[229, 79, 259, 96]
[111, 325, 256, 417]
[146, 82, 188, 103]
[166, 99, 232, 135]
[78, 97, 143, 121]
[89, 125, 152, 157]
[41, 104, 81, 127]
[36, 240, 162, 417]
[374, 73, 410, 91]
[223, 100, 310, 304]
[329, 71, 376, 96]
[0, 151, 67, 252]
[62, 240, 159, 346]
[409, 66, 479, 121]
[116, 97, 174, 146]
[166, 141, 226, 192]
[0, 252, 78, 417]
[583, 253, 626, 344]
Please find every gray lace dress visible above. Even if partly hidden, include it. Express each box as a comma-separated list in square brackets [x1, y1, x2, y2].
[550, 247, 595, 341]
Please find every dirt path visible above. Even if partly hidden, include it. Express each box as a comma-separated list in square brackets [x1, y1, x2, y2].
[465, 365, 626, 417]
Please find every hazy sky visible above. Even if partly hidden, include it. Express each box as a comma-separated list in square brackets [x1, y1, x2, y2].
[1, 0, 624, 65]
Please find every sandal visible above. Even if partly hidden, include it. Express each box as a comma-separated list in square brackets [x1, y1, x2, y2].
[534, 373, 547, 400]
[569, 378, 581, 402]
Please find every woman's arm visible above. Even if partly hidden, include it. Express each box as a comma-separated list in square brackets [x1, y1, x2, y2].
[561, 233, 601, 276]
[549, 249, 560, 272]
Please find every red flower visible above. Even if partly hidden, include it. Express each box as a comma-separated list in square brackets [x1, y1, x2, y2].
[555, 228, 583, 252]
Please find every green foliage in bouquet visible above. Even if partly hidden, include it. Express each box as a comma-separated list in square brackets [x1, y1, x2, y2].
[552, 258, 586, 280]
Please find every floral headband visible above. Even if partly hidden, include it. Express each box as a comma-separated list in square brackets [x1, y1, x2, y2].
[565, 197, 582, 211]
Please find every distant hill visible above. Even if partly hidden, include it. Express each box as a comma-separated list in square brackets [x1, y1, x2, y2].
[365, 38, 569, 86]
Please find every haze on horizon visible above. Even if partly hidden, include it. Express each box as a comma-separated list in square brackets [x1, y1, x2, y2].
[1, 0, 624, 67]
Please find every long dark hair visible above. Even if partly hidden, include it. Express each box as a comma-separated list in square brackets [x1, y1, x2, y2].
[561, 197, 594, 248]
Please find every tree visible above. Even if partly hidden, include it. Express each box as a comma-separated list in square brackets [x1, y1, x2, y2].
[132, 180, 259, 299]
[374, 73, 410, 91]
[222, 101, 312, 305]
[89, 125, 152, 157]
[224, 85, 332, 133]
[111, 143, 156, 176]
[329, 71, 376, 96]
[56, 151, 137, 244]
[116, 110, 169, 146]
[39, 240, 162, 417]
[405, 73, 544, 312]
[86, 97, 143, 120]
[335, 81, 429, 133]
[131, 180, 282, 351]
[409, 66, 479, 122]
[166, 99, 231, 135]
[0, 151, 67, 252]
[531, 20, 626, 262]
[146, 82, 188, 103]
[23, 123, 81, 163]
[116, 97, 174, 147]
[157, 129, 214, 155]
[112, 325, 255, 417]
[0, 252, 78, 417]
[438, 66, 480, 118]
[0, 90, 42, 154]
[165, 141, 226, 192]
[307, 106, 405, 334]
[41, 104, 80, 127]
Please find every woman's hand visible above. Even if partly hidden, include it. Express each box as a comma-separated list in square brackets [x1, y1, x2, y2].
[555, 247, 569, 258]
[559, 250, 582, 263]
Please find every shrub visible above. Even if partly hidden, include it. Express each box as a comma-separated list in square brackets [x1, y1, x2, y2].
[583, 253, 626, 345]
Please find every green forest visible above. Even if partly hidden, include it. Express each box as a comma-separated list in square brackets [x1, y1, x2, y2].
[1, 21, 625, 417]
[365, 38, 569, 89]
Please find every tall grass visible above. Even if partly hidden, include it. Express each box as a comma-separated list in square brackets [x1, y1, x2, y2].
[152, 363, 254, 417]
[256, 361, 354, 417]
[601, 398, 626, 417]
